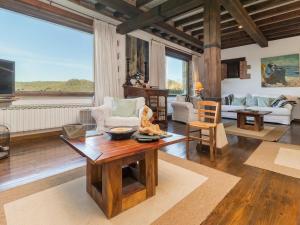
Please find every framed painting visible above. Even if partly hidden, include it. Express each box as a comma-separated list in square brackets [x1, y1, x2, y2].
[261, 54, 300, 87]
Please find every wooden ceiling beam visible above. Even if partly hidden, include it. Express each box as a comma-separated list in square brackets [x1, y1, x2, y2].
[187, 0, 296, 34]
[116, 0, 204, 34]
[96, 0, 203, 51]
[220, 0, 268, 47]
[136, 0, 153, 7]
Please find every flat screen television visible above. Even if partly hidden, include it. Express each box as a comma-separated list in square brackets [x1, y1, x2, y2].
[0, 59, 15, 96]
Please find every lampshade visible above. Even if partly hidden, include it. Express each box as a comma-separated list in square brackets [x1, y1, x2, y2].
[195, 81, 203, 91]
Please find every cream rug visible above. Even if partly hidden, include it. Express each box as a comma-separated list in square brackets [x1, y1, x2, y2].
[0, 152, 240, 225]
[245, 142, 300, 179]
[224, 122, 288, 141]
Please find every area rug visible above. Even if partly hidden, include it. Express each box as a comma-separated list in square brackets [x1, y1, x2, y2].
[245, 141, 300, 179]
[224, 122, 288, 141]
[0, 152, 240, 225]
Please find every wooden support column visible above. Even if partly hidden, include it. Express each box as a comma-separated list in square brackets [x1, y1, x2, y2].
[202, 0, 221, 121]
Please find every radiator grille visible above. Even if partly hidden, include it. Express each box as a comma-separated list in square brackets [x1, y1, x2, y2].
[0, 104, 93, 133]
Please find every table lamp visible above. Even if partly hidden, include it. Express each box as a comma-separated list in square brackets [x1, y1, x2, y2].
[195, 81, 204, 96]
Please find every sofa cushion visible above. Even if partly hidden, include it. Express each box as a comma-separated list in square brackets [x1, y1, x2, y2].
[257, 96, 272, 107]
[105, 116, 140, 127]
[232, 97, 246, 106]
[222, 105, 246, 112]
[246, 94, 258, 107]
[247, 106, 291, 116]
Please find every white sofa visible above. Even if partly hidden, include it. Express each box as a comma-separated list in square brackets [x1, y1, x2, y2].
[171, 96, 198, 123]
[221, 95, 294, 125]
[91, 97, 152, 132]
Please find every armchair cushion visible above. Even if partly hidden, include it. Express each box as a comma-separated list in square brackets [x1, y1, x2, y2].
[112, 99, 137, 117]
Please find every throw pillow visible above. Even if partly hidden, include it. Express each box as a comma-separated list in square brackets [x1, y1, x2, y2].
[246, 94, 258, 107]
[231, 97, 246, 106]
[257, 96, 272, 107]
[276, 99, 290, 108]
[112, 99, 137, 117]
[223, 94, 234, 105]
[271, 95, 287, 107]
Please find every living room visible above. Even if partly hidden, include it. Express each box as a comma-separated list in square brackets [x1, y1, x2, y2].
[1, 0, 300, 225]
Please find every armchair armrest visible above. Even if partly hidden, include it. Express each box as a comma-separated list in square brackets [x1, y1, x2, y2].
[91, 105, 112, 132]
[171, 101, 194, 111]
[171, 102, 196, 123]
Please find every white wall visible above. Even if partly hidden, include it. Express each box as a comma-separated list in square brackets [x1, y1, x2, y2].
[221, 36, 300, 119]
[221, 36, 300, 97]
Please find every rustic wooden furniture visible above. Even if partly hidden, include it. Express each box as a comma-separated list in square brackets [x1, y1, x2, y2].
[186, 101, 220, 161]
[232, 110, 272, 131]
[123, 85, 169, 127]
[61, 132, 185, 218]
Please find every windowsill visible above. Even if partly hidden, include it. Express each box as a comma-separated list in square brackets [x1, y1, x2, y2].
[15, 92, 94, 97]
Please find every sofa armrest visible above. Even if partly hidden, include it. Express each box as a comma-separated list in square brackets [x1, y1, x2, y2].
[284, 103, 293, 111]
[91, 105, 112, 131]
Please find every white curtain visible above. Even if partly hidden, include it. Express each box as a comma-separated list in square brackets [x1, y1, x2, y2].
[94, 19, 126, 106]
[192, 55, 201, 86]
[149, 40, 166, 89]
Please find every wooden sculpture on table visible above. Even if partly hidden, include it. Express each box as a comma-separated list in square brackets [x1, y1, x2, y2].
[139, 106, 166, 136]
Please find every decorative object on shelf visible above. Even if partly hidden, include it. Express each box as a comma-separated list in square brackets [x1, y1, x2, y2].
[62, 124, 86, 141]
[139, 106, 166, 136]
[0, 125, 10, 160]
[132, 71, 144, 87]
[261, 54, 300, 87]
[106, 127, 136, 140]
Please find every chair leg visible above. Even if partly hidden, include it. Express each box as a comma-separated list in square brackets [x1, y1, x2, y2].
[186, 124, 190, 159]
[214, 127, 217, 156]
[209, 127, 214, 161]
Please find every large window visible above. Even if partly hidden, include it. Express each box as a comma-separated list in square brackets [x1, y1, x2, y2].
[166, 56, 189, 95]
[0, 8, 93, 96]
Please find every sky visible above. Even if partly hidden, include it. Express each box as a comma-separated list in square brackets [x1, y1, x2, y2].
[0, 8, 93, 82]
[166, 56, 185, 82]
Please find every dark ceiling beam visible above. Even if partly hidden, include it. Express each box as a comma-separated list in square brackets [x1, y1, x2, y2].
[185, 0, 296, 33]
[136, 0, 153, 7]
[220, 0, 268, 47]
[173, 0, 258, 27]
[116, 0, 204, 34]
[96, 0, 203, 51]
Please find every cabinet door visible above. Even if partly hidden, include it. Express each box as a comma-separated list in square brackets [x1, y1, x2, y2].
[240, 60, 250, 79]
[221, 63, 227, 80]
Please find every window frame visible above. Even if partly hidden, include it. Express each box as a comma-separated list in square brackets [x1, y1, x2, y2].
[1, 3, 94, 97]
[165, 47, 191, 97]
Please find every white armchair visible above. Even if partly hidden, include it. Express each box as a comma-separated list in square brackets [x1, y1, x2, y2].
[91, 97, 152, 132]
[171, 96, 197, 123]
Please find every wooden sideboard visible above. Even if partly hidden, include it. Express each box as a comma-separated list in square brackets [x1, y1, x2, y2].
[123, 85, 169, 127]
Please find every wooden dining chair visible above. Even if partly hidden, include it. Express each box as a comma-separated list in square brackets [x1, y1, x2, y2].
[186, 101, 220, 161]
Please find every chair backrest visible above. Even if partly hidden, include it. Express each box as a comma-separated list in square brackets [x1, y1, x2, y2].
[197, 101, 220, 124]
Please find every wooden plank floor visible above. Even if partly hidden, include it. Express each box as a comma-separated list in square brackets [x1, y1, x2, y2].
[1, 120, 300, 224]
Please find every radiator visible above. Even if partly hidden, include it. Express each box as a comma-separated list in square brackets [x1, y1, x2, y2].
[0, 104, 94, 133]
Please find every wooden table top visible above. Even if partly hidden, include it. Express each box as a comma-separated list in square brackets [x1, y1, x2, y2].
[61, 133, 186, 164]
[229, 109, 272, 116]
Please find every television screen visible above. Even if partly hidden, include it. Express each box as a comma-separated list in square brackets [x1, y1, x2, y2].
[0, 59, 15, 95]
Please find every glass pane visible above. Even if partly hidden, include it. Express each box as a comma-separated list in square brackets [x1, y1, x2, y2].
[166, 56, 188, 95]
[0, 8, 93, 94]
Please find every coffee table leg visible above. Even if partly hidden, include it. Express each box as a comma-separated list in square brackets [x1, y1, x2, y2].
[102, 160, 122, 218]
[154, 149, 158, 186]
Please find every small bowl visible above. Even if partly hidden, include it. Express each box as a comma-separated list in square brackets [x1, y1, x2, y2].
[106, 127, 136, 140]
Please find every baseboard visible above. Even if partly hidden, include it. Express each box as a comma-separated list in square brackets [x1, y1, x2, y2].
[11, 128, 62, 144]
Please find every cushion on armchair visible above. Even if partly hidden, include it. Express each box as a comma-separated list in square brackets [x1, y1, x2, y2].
[112, 99, 137, 117]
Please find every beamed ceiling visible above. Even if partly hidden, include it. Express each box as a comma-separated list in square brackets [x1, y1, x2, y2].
[73, 0, 300, 53]
[1, 0, 300, 53]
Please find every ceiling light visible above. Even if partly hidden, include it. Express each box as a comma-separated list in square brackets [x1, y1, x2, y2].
[238, 25, 243, 29]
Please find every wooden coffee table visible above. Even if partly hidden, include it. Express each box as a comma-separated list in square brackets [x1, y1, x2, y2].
[231, 110, 272, 131]
[61, 133, 186, 218]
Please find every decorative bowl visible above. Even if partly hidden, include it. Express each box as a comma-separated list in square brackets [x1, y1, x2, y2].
[106, 127, 136, 140]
